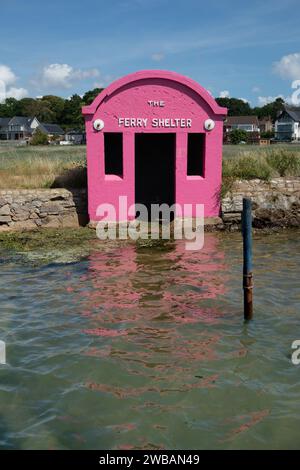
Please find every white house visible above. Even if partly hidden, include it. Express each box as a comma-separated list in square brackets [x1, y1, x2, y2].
[224, 115, 260, 143]
[275, 105, 300, 141]
[224, 115, 260, 133]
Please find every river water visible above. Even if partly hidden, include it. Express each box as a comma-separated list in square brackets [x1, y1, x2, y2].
[0, 230, 299, 449]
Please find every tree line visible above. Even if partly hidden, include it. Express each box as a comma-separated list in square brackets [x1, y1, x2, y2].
[0, 88, 103, 131]
[0, 89, 286, 130]
[215, 96, 285, 121]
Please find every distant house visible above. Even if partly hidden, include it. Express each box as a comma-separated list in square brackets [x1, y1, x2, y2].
[275, 105, 300, 141]
[0, 116, 40, 141]
[259, 116, 273, 134]
[37, 123, 64, 140]
[0, 116, 64, 142]
[65, 129, 86, 145]
[224, 115, 260, 144]
[224, 115, 260, 133]
[0, 118, 11, 140]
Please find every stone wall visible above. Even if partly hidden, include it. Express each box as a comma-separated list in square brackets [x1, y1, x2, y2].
[222, 177, 300, 229]
[0, 189, 87, 231]
[0, 178, 299, 232]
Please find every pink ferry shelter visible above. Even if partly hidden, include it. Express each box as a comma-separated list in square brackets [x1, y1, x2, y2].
[82, 70, 227, 223]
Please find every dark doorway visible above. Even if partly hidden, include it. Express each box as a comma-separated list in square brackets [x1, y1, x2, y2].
[135, 133, 175, 219]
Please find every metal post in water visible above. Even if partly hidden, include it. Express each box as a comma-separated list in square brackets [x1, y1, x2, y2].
[242, 198, 253, 320]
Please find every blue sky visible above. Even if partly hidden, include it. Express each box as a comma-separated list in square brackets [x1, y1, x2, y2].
[1, 0, 300, 106]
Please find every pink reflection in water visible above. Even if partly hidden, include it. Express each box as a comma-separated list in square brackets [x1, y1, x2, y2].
[73, 235, 231, 402]
[80, 234, 228, 326]
[83, 328, 127, 337]
[223, 409, 270, 442]
[86, 372, 219, 399]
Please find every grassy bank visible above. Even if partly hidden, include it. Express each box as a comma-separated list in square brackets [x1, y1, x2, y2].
[0, 143, 299, 191]
[222, 145, 300, 196]
[0, 228, 153, 263]
[0, 145, 86, 189]
[0, 227, 102, 264]
[222, 143, 300, 159]
[0, 227, 95, 251]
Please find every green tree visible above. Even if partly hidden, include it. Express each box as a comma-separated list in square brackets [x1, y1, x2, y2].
[260, 130, 274, 139]
[229, 128, 248, 144]
[61, 94, 84, 129]
[215, 97, 252, 116]
[17, 98, 37, 116]
[252, 97, 284, 121]
[0, 98, 22, 117]
[21, 98, 55, 122]
[31, 128, 49, 145]
[41, 95, 65, 123]
[82, 87, 103, 105]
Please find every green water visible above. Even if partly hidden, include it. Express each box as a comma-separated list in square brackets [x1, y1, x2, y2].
[0, 231, 299, 449]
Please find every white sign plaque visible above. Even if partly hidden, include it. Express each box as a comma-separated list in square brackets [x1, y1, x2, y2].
[118, 117, 192, 128]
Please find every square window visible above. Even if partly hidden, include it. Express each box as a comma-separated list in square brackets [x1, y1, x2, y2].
[187, 133, 205, 176]
[104, 133, 123, 177]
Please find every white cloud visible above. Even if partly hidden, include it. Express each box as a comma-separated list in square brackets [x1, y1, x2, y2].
[41, 63, 100, 88]
[219, 91, 249, 103]
[93, 81, 106, 89]
[258, 95, 284, 106]
[219, 90, 230, 98]
[273, 53, 300, 80]
[6, 87, 28, 100]
[0, 65, 28, 102]
[0, 85, 5, 104]
[42, 64, 73, 88]
[252, 86, 261, 93]
[73, 68, 100, 80]
[151, 53, 165, 62]
[0, 64, 17, 86]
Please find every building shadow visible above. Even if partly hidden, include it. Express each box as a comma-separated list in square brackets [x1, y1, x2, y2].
[51, 167, 89, 226]
[212, 182, 222, 215]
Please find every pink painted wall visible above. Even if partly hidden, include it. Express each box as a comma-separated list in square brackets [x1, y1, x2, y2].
[82, 70, 227, 221]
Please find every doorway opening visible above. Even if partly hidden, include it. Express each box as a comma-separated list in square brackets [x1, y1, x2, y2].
[135, 133, 175, 220]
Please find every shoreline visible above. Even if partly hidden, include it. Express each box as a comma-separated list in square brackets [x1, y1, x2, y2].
[0, 177, 299, 233]
[0, 226, 299, 257]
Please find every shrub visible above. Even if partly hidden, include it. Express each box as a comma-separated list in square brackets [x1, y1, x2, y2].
[261, 130, 274, 139]
[223, 154, 272, 180]
[266, 149, 300, 177]
[229, 129, 248, 145]
[221, 176, 235, 197]
[31, 129, 49, 146]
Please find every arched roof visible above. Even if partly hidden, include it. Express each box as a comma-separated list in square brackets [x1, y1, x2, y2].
[82, 70, 227, 116]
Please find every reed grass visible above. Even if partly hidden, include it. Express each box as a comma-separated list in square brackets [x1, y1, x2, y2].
[265, 149, 300, 176]
[0, 144, 299, 190]
[0, 145, 86, 189]
[222, 146, 300, 196]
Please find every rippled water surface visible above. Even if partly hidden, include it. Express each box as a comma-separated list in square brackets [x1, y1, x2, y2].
[0, 230, 299, 449]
